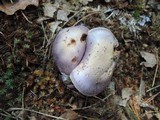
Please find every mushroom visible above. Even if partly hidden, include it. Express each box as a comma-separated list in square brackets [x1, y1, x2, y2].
[52, 25, 89, 75]
[52, 26, 119, 96]
[70, 27, 120, 96]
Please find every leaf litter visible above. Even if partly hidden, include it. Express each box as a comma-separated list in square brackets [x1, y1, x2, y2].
[140, 51, 157, 68]
[0, 0, 160, 120]
[0, 0, 39, 15]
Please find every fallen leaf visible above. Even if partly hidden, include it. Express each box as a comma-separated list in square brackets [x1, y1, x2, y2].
[43, 2, 57, 17]
[118, 88, 132, 107]
[57, 10, 69, 21]
[108, 81, 116, 92]
[0, 0, 39, 15]
[155, 112, 160, 119]
[60, 110, 79, 120]
[122, 88, 132, 100]
[48, 21, 62, 34]
[140, 51, 157, 68]
[144, 111, 153, 120]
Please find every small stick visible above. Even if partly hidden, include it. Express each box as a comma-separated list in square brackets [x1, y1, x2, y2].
[10, 0, 13, 4]
[0, 31, 4, 36]
[149, 25, 160, 37]
[72, 91, 114, 110]
[0, 109, 17, 119]
[8, 108, 65, 120]
[62, 11, 80, 28]
[73, 11, 100, 26]
[152, 49, 159, 87]
[0, 113, 16, 119]
[21, 11, 33, 24]
[144, 91, 160, 104]
[21, 87, 25, 120]
[146, 84, 160, 92]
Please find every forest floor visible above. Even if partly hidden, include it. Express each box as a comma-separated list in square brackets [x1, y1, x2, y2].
[0, 0, 160, 120]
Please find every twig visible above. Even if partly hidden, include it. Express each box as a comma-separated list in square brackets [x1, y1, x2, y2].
[62, 11, 81, 28]
[105, 10, 115, 20]
[21, 87, 25, 120]
[0, 113, 17, 119]
[92, 96, 105, 102]
[8, 108, 65, 120]
[146, 84, 160, 92]
[0, 31, 4, 36]
[21, 11, 33, 24]
[73, 11, 100, 26]
[0, 57, 5, 66]
[41, 20, 54, 69]
[0, 109, 17, 119]
[140, 102, 158, 110]
[144, 91, 160, 104]
[10, 0, 13, 4]
[72, 91, 114, 110]
[52, 4, 77, 13]
[149, 25, 160, 37]
[152, 49, 159, 87]
[41, 21, 48, 49]
[92, 90, 115, 102]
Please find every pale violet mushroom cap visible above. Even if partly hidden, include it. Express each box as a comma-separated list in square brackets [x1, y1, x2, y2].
[70, 27, 119, 96]
[52, 25, 89, 75]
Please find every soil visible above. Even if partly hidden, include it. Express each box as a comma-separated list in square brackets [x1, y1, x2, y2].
[0, 0, 160, 120]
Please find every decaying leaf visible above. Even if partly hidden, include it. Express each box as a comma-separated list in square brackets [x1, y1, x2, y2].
[57, 10, 69, 21]
[43, 2, 57, 17]
[118, 88, 132, 107]
[60, 110, 79, 120]
[140, 51, 157, 68]
[122, 88, 132, 100]
[0, 0, 39, 15]
[155, 112, 160, 119]
[48, 21, 62, 34]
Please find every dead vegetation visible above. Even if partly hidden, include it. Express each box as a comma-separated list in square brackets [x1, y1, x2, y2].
[0, 0, 160, 120]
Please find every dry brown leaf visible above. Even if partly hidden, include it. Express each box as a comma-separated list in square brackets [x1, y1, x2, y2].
[60, 110, 79, 120]
[0, 0, 39, 15]
[140, 51, 157, 68]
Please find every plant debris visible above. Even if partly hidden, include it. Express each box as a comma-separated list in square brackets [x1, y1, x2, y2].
[0, 0, 160, 119]
[0, 0, 39, 15]
[140, 51, 157, 68]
